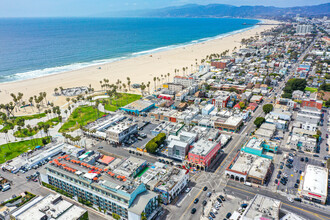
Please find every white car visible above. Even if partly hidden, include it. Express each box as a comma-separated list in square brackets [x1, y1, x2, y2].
[287, 197, 294, 203]
[185, 187, 191, 193]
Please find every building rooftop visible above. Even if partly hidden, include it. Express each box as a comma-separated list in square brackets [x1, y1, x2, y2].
[106, 122, 137, 134]
[302, 164, 328, 197]
[113, 156, 146, 178]
[12, 194, 86, 220]
[121, 100, 153, 111]
[190, 138, 218, 157]
[229, 152, 272, 179]
[242, 194, 281, 220]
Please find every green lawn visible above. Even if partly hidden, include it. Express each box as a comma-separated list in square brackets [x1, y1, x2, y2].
[0, 113, 46, 132]
[95, 93, 141, 112]
[304, 87, 318, 93]
[59, 106, 105, 133]
[13, 117, 60, 138]
[0, 137, 51, 164]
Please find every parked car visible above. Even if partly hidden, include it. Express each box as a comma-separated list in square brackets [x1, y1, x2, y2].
[209, 212, 216, 218]
[226, 213, 232, 218]
[294, 198, 302, 202]
[203, 200, 207, 206]
[219, 195, 225, 201]
[185, 187, 191, 193]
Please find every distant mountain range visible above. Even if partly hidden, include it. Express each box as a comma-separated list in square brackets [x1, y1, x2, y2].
[100, 3, 330, 18]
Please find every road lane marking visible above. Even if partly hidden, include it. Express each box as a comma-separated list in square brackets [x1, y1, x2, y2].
[179, 188, 203, 220]
[225, 185, 330, 220]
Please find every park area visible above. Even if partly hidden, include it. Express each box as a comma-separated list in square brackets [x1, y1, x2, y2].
[95, 93, 141, 111]
[0, 137, 50, 164]
[59, 106, 105, 133]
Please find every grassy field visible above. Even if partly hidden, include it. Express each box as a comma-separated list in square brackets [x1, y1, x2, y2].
[304, 87, 318, 93]
[0, 113, 46, 132]
[95, 93, 141, 112]
[13, 117, 60, 138]
[59, 106, 105, 133]
[0, 137, 50, 164]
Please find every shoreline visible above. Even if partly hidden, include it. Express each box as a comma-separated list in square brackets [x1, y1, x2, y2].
[0, 19, 279, 108]
[0, 19, 260, 84]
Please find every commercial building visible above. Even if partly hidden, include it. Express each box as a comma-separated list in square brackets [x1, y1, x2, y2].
[301, 99, 323, 110]
[241, 194, 281, 220]
[296, 24, 312, 35]
[225, 152, 273, 185]
[106, 122, 138, 144]
[120, 100, 155, 115]
[41, 154, 159, 220]
[241, 137, 278, 159]
[25, 143, 71, 169]
[153, 167, 189, 205]
[202, 104, 215, 115]
[214, 116, 243, 133]
[11, 193, 87, 220]
[173, 76, 195, 88]
[255, 123, 277, 140]
[186, 138, 221, 170]
[299, 165, 328, 204]
[167, 131, 198, 161]
[163, 83, 184, 92]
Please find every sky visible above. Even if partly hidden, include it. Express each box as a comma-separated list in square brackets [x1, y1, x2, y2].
[0, 0, 329, 17]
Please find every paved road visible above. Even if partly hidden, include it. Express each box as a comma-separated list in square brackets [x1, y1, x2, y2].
[225, 180, 330, 220]
[163, 34, 321, 220]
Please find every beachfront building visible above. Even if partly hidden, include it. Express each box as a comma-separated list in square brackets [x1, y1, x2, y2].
[185, 138, 221, 170]
[225, 152, 273, 185]
[40, 155, 159, 220]
[299, 164, 328, 204]
[173, 76, 195, 88]
[241, 137, 278, 159]
[120, 100, 155, 115]
[106, 122, 138, 144]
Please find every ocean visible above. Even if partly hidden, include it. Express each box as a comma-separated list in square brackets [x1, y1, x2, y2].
[0, 17, 259, 83]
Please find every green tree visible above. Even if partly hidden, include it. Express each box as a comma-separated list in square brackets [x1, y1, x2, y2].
[263, 104, 273, 114]
[254, 117, 265, 128]
[112, 213, 120, 220]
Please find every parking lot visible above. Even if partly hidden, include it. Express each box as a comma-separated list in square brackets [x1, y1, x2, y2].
[270, 152, 325, 196]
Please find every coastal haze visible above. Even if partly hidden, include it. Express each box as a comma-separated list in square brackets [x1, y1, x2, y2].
[0, 1, 329, 220]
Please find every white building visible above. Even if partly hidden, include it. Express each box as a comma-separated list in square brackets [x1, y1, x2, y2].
[299, 164, 328, 204]
[106, 122, 138, 144]
[11, 193, 87, 220]
[296, 24, 312, 35]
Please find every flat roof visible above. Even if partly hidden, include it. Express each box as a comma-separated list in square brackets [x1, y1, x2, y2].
[229, 152, 272, 179]
[190, 139, 218, 157]
[302, 165, 328, 197]
[13, 194, 86, 220]
[121, 100, 153, 111]
[242, 194, 281, 220]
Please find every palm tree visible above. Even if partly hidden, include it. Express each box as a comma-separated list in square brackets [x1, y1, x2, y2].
[140, 83, 146, 96]
[153, 77, 156, 91]
[147, 81, 150, 94]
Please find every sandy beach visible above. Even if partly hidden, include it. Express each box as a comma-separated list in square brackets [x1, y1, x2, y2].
[0, 19, 279, 108]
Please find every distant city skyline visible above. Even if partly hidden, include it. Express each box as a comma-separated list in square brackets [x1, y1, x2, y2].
[0, 0, 329, 17]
